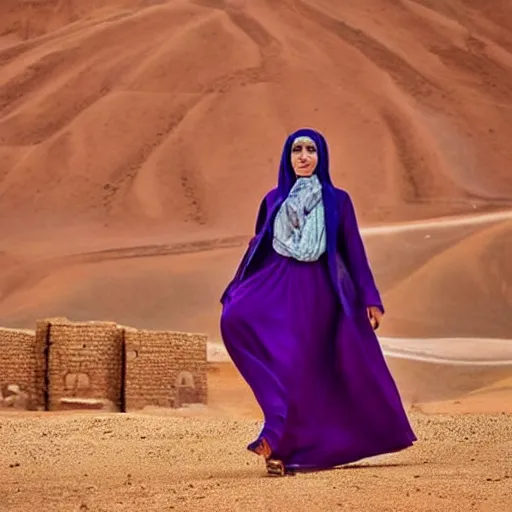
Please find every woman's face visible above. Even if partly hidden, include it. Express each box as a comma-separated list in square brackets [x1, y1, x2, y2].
[290, 136, 318, 177]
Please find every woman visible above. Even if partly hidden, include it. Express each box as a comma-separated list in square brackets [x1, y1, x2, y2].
[220, 128, 416, 476]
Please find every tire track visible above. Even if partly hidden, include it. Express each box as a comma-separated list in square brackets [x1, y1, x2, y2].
[0, 48, 79, 119]
[131, 1, 284, 223]
[0, 234, 250, 305]
[0, 10, 134, 68]
[102, 94, 207, 221]
[67, 234, 250, 263]
[0, 42, 39, 68]
[405, 0, 512, 53]
[0, 6, 192, 141]
[0, 55, 133, 145]
[381, 109, 431, 200]
[99, 4, 281, 219]
[2, 209, 511, 308]
[179, 158, 208, 226]
[430, 35, 512, 103]
[193, 0, 282, 92]
[287, 0, 440, 99]
[0, 11, 141, 119]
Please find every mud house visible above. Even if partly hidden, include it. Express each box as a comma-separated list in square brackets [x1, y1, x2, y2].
[0, 318, 207, 412]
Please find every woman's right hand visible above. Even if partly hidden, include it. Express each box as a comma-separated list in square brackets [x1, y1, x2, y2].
[367, 306, 383, 330]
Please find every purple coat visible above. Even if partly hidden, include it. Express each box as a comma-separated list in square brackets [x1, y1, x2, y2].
[221, 128, 384, 317]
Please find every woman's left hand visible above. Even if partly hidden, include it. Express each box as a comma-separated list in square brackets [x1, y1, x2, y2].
[367, 306, 383, 330]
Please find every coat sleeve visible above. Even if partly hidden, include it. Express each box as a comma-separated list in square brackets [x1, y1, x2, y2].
[339, 192, 384, 313]
[254, 195, 268, 235]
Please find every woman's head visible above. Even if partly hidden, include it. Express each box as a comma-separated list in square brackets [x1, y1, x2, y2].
[278, 128, 332, 197]
[290, 135, 318, 177]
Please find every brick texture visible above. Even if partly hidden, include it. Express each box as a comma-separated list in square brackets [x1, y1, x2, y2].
[0, 327, 39, 409]
[34, 317, 68, 410]
[47, 321, 124, 411]
[124, 328, 207, 411]
[0, 319, 208, 412]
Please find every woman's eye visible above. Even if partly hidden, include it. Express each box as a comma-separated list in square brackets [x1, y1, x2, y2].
[292, 146, 302, 152]
[307, 146, 316, 153]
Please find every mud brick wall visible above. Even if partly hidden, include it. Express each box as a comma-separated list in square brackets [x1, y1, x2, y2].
[47, 321, 124, 411]
[124, 328, 207, 411]
[0, 327, 39, 410]
[34, 317, 69, 411]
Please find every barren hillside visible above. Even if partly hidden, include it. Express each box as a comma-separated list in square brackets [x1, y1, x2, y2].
[1, 0, 512, 239]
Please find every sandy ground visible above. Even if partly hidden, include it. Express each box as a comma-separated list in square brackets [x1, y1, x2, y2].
[1, 362, 512, 512]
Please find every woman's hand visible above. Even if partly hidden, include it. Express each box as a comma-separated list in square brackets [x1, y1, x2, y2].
[367, 306, 383, 330]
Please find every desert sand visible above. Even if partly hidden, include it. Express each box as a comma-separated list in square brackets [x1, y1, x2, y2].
[1, 364, 512, 512]
[1, 0, 512, 510]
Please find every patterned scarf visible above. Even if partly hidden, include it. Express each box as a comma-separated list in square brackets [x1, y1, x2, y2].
[272, 174, 326, 262]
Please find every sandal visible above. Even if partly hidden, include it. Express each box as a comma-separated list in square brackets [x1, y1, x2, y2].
[266, 458, 286, 477]
[249, 437, 292, 477]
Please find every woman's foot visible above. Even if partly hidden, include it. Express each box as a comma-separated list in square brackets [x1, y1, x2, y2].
[249, 437, 291, 477]
[266, 458, 286, 477]
[249, 437, 272, 459]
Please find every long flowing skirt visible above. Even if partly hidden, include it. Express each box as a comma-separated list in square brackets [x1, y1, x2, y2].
[220, 251, 416, 470]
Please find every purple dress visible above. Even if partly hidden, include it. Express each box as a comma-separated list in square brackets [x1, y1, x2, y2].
[220, 129, 416, 471]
